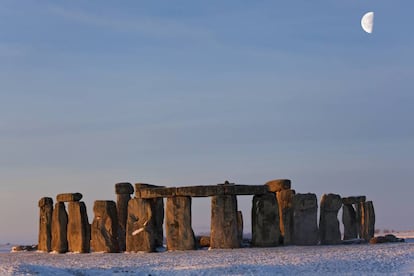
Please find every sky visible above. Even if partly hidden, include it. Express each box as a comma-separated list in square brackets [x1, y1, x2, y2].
[1, 1, 413, 244]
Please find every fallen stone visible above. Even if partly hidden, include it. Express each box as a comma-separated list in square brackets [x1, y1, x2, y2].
[265, 179, 291, 192]
[115, 182, 134, 195]
[67, 201, 90, 253]
[56, 193, 83, 202]
[369, 235, 404, 244]
[251, 193, 280, 247]
[51, 202, 68, 253]
[38, 197, 53, 252]
[91, 200, 119, 253]
[196, 236, 211, 248]
[292, 193, 319, 245]
[166, 196, 195, 250]
[11, 245, 38, 252]
[319, 194, 342, 245]
[210, 195, 240, 249]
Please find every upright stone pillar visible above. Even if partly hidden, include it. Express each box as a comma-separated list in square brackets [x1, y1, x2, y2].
[319, 194, 342, 245]
[91, 200, 119, 253]
[135, 183, 164, 247]
[342, 196, 366, 240]
[51, 202, 68, 253]
[38, 197, 53, 252]
[210, 195, 240, 249]
[342, 204, 358, 240]
[67, 201, 90, 253]
[292, 193, 318, 245]
[276, 189, 295, 245]
[166, 196, 195, 250]
[126, 198, 156, 252]
[115, 182, 134, 251]
[251, 193, 280, 247]
[237, 211, 243, 245]
[360, 201, 375, 241]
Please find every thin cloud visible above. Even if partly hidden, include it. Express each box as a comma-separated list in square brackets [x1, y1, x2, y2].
[0, 42, 29, 58]
[47, 6, 218, 43]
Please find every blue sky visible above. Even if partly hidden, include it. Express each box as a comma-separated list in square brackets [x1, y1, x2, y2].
[1, 1, 413, 243]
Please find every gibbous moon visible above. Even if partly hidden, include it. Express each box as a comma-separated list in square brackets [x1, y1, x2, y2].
[361, 11, 374, 34]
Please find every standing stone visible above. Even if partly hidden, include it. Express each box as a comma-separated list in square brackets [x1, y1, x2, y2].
[38, 197, 53, 252]
[150, 197, 164, 247]
[67, 201, 90, 253]
[135, 183, 164, 247]
[361, 201, 376, 241]
[319, 194, 342, 245]
[51, 202, 68, 253]
[276, 189, 295, 245]
[91, 200, 119, 253]
[251, 193, 280, 247]
[292, 193, 319, 245]
[166, 196, 195, 250]
[210, 195, 240, 249]
[342, 204, 358, 240]
[115, 182, 134, 251]
[126, 198, 156, 252]
[237, 211, 243, 245]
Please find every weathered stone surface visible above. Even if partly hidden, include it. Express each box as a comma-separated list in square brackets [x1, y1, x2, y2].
[133, 184, 164, 247]
[342, 196, 366, 205]
[67, 201, 90, 253]
[237, 211, 243, 245]
[166, 196, 195, 250]
[319, 194, 342, 245]
[197, 236, 210, 248]
[292, 193, 319, 245]
[210, 195, 240, 249]
[116, 193, 131, 252]
[38, 197, 53, 252]
[136, 184, 268, 199]
[91, 200, 119, 253]
[265, 179, 291, 192]
[135, 183, 165, 198]
[251, 193, 280, 247]
[51, 202, 68, 253]
[115, 182, 134, 195]
[56, 193, 83, 202]
[370, 234, 404, 244]
[342, 204, 358, 240]
[276, 189, 295, 245]
[360, 201, 375, 241]
[150, 197, 164, 247]
[126, 198, 156, 252]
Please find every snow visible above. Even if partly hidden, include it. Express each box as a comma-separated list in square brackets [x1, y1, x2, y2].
[1, 240, 414, 275]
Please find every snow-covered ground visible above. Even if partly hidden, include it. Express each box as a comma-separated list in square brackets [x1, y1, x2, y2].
[1, 240, 414, 275]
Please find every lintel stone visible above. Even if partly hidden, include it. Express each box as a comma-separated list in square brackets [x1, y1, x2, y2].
[136, 184, 267, 198]
[342, 196, 366, 205]
[56, 193, 82, 202]
[265, 179, 291, 192]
